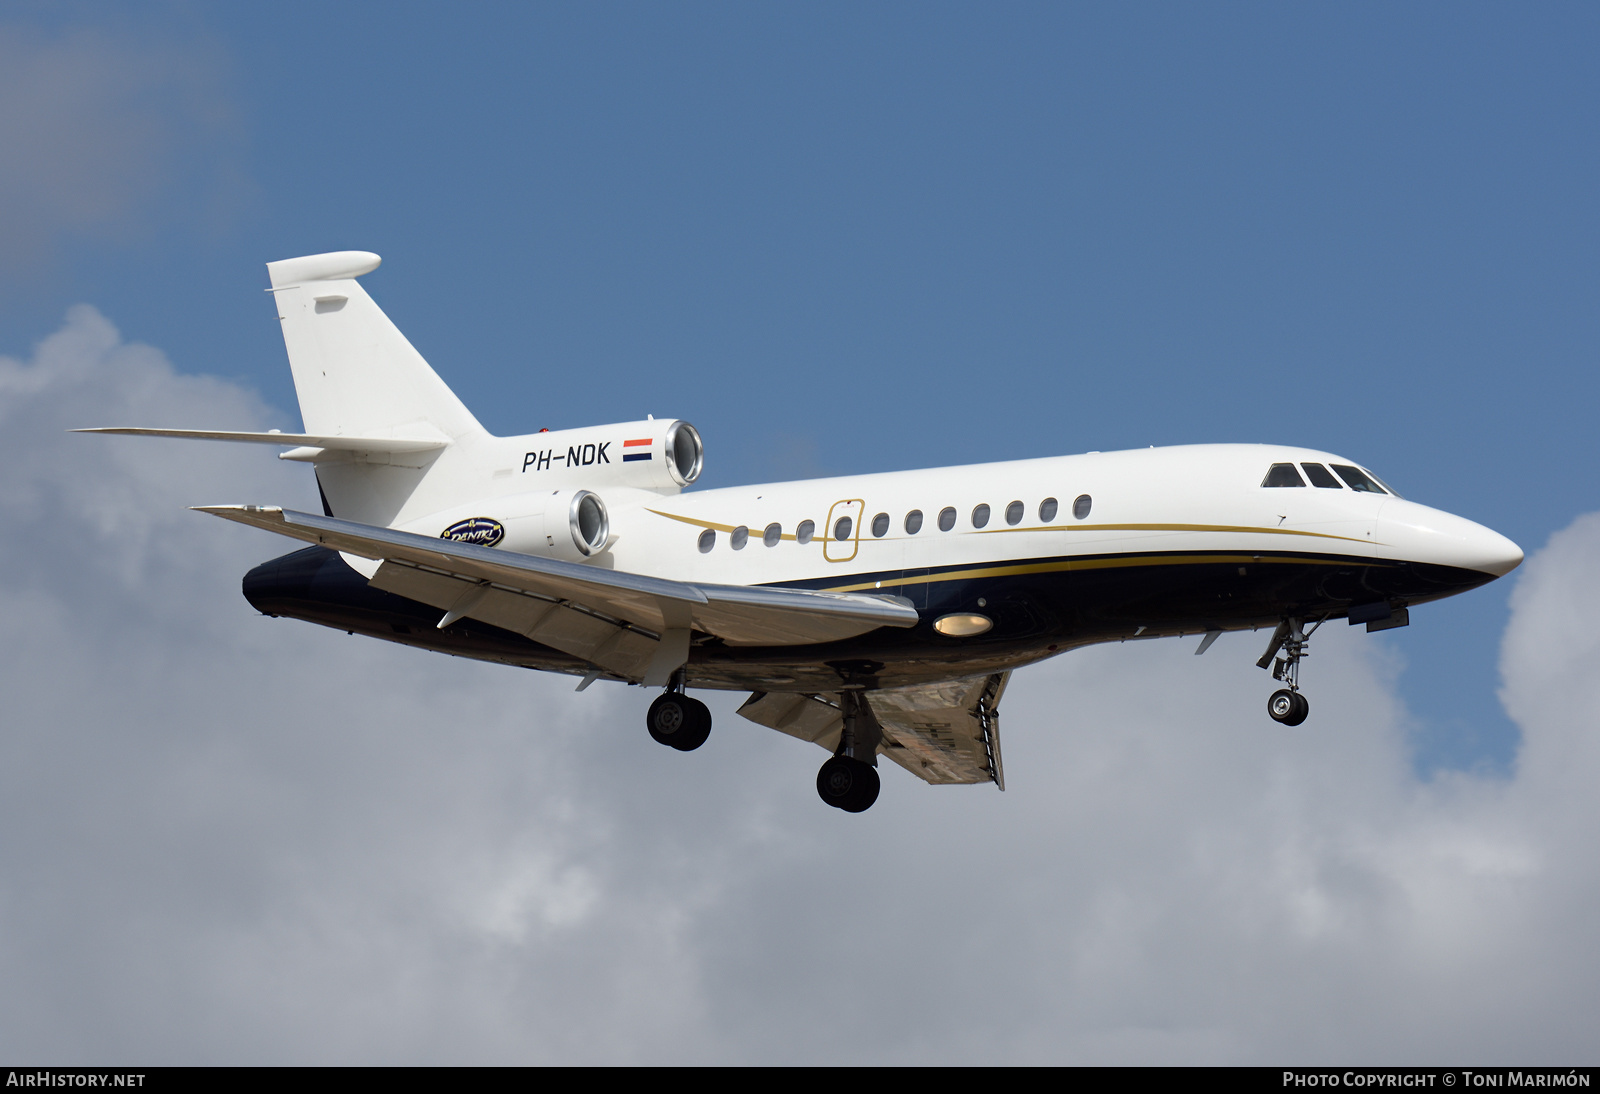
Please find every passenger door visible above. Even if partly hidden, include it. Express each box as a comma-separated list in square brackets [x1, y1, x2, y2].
[823, 499, 864, 563]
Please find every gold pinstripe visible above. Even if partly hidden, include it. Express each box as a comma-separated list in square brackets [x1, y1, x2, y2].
[817, 553, 1385, 594]
[979, 522, 1374, 545]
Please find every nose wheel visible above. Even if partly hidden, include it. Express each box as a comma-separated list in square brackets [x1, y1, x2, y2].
[646, 691, 711, 751]
[1267, 688, 1309, 726]
[1257, 616, 1323, 726]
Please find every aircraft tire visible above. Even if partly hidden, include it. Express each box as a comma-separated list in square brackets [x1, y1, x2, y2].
[647, 693, 711, 751]
[672, 697, 712, 751]
[816, 756, 880, 813]
[1268, 689, 1310, 726]
[1286, 692, 1310, 726]
[1268, 689, 1297, 724]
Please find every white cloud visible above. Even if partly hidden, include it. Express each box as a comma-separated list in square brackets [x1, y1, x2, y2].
[0, 309, 1595, 1063]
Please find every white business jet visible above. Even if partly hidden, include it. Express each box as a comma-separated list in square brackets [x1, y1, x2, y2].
[80, 251, 1523, 812]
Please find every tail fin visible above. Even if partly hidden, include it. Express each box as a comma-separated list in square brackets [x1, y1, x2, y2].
[266, 251, 487, 526]
[267, 251, 484, 442]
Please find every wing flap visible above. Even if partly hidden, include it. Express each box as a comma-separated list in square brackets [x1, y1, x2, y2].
[370, 562, 663, 679]
[736, 674, 1008, 789]
[868, 673, 1009, 787]
[736, 691, 844, 748]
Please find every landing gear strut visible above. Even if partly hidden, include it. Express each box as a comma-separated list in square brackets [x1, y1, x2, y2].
[1257, 616, 1323, 726]
[816, 690, 881, 812]
[646, 671, 711, 751]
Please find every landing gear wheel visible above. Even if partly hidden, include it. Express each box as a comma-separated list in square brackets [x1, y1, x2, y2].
[816, 756, 880, 813]
[1268, 689, 1309, 726]
[647, 693, 712, 751]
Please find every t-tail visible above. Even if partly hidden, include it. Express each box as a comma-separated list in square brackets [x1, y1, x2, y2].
[75, 250, 703, 539]
[77, 251, 493, 527]
[264, 251, 488, 525]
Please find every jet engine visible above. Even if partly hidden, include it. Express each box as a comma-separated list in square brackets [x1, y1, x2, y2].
[410, 488, 611, 562]
[393, 417, 702, 562]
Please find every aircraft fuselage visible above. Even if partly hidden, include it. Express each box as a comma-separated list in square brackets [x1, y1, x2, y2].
[241, 442, 1518, 693]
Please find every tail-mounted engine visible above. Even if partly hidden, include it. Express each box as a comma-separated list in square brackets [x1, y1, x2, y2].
[515, 418, 702, 491]
[396, 419, 702, 562]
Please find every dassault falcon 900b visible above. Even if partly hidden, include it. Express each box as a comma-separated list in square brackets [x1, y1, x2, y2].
[79, 251, 1524, 813]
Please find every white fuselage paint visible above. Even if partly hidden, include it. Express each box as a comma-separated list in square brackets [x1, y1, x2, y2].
[453, 442, 1522, 591]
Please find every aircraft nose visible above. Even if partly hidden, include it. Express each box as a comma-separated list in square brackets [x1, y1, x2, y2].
[1474, 526, 1524, 577]
[1378, 501, 1523, 577]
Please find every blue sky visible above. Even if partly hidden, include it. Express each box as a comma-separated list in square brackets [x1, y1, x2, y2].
[3, 3, 1599, 1064]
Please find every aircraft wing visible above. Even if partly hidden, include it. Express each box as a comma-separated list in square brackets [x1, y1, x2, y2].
[196, 506, 918, 685]
[736, 672, 1008, 788]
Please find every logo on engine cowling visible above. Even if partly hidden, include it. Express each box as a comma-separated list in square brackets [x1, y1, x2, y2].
[441, 518, 505, 547]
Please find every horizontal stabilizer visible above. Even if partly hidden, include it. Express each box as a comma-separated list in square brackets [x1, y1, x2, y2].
[73, 427, 450, 454]
[195, 506, 918, 682]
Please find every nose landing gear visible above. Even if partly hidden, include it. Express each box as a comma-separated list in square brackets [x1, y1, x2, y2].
[646, 673, 711, 751]
[1257, 616, 1323, 726]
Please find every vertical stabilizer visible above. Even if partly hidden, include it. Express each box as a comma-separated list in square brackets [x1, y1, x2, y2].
[266, 251, 484, 442]
[266, 251, 487, 526]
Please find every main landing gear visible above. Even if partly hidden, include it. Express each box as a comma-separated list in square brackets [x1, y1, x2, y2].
[816, 691, 881, 813]
[643, 677, 883, 813]
[646, 674, 711, 752]
[1256, 616, 1324, 727]
[817, 756, 879, 813]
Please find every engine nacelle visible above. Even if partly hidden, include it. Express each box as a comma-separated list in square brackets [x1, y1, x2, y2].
[512, 418, 703, 492]
[390, 419, 700, 561]
[407, 488, 611, 562]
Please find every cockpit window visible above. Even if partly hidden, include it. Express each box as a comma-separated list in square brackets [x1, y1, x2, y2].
[1262, 463, 1306, 488]
[1301, 463, 1342, 489]
[1331, 464, 1387, 494]
[1366, 470, 1401, 498]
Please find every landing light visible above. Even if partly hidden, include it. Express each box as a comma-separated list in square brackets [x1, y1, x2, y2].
[934, 613, 992, 637]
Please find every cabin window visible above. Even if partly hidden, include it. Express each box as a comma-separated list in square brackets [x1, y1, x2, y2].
[1073, 494, 1092, 519]
[871, 512, 890, 538]
[698, 529, 715, 553]
[1301, 463, 1342, 489]
[938, 507, 957, 531]
[834, 516, 853, 541]
[763, 522, 782, 547]
[972, 504, 991, 529]
[905, 509, 924, 534]
[1262, 463, 1306, 488]
[1331, 464, 1388, 494]
[730, 525, 749, 550]
[1005, 500, 1024, 525]
[1040, 497, 1058, 522]
[796, 519, 815, 544]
